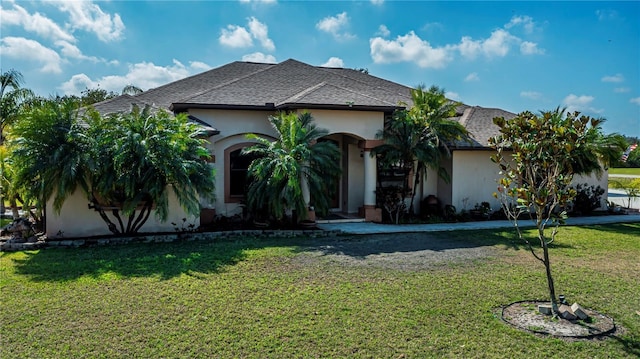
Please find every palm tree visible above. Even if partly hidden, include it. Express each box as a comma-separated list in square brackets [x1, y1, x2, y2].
[11, 97, 89, 223]
[85, 105, 215, 234]
[1, 69, 34, 145]
[243, 112, 341, 222]
[409, 85, 469, 154]
[543, 108, 627, 177]
[373, 85, 471, 216]
[122, 85, 143, 96]
[11, 101, 215, 235]
[371, 110, 437, 222]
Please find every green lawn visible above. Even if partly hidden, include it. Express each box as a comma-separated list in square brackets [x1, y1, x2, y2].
[610, 168, 640, 176]
[1, 224, 639, 358]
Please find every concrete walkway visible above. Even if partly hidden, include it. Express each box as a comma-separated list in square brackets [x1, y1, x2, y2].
[316, 213, 640, 235]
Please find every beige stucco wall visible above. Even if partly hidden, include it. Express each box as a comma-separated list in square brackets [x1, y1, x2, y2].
[189, 108, 383, 216]
[450, 151, 502, 211]
[572, 170, 609, 210]
[305, 109, 384, 140]
[46, 190, 193, 238]
[450, 150, 609, 213]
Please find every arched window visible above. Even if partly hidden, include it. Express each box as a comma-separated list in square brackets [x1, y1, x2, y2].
[224, 143, 259, 203]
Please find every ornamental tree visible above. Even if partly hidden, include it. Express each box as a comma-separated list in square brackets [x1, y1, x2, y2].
[489, 108, 625, 315]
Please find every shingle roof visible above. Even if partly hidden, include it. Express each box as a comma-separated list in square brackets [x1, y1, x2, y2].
[87, 93, 219, 136]
[88, 94, 155, 115]
[452, 106, 517, 148]
[170, 59, 412, 111]
[89, 58, 517, 149]
[135, 61, 272, 110]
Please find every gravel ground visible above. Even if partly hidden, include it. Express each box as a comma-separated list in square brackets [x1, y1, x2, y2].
[299, 232, 498, 270]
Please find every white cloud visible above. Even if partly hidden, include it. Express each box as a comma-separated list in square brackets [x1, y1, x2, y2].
[189, 61, 212, 71]
[445, 91, 460, 101]
[614, 87, 631, 93]
[563, 94, 602, 114]
[55, 40, 100, 62]
[520, 91, 542, 100]
[370, 31, 452, 69]
[55, 1, 125, 42]
[630, 97, 640, 105]
[242, 52, 277, 63]
[0, 36, 62, 73]
[59, 73, 96, 94]
[371, 0, 384, 5]
[458, 26, 543, 59]
[458, 29, 520, 59]
[464, 72, 479, 82]
[457, 36, 482, 59]
[377, 24, 390, 37]
[322, 57, 344, 68]
[479, 29, 517, 57]
[596, 9, 618, 21]
[505, 15, 536, 34]
[520, 41, 544, 55]
[1, 3, 75, 42]
[219, 17, 275, 51]
[601, 74, 624, 83]
[370, 16, 543, 67]
[247, 17, 275, 51]
[422, 22, 444, 32]
[316, 12, 356, 41]
[219, 25, 253, 48]
[59, 60, 205, 95]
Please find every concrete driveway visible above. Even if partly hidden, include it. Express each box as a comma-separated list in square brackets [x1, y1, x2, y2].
[608, 173, 639, 210]
[608, 188, 640, 209]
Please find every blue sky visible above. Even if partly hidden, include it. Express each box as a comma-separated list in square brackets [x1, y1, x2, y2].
[1, 0, 639, 137]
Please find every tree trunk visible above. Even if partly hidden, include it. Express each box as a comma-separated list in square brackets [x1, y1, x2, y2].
[10, 197, 19, 219]
[541, 236, 559, 315]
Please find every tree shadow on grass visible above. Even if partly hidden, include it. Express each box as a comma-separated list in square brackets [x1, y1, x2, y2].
[8, 238, 281, 282]
[299, 228, 577, 260]
[612, 334, 640, 357]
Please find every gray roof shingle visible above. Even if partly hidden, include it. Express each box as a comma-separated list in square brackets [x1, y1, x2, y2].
[452, 106, 517, 148]
[171, 59, 412, 111]
[89, 58, 517, 149]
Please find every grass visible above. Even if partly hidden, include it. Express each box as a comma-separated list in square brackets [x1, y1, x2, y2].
[1, 224, 639, 358]
[610, 168, 640, 176]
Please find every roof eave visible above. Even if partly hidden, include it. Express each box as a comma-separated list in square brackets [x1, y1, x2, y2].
[172, 102, 405, 113]
[171, 103, 277, 112]
[276, 103, 404, 112]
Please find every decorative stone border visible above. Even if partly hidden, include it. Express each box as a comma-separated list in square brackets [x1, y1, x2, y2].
[1, 229, 343, 252]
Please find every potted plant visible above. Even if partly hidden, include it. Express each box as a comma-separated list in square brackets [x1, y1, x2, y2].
[471, 202, 492, 220]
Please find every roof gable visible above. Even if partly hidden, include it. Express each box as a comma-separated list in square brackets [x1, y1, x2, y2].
[135, 61, 273, 110]
[171, 59, 412, 111]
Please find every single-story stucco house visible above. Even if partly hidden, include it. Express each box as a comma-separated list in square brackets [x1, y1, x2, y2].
[46, 59, 608, 237]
